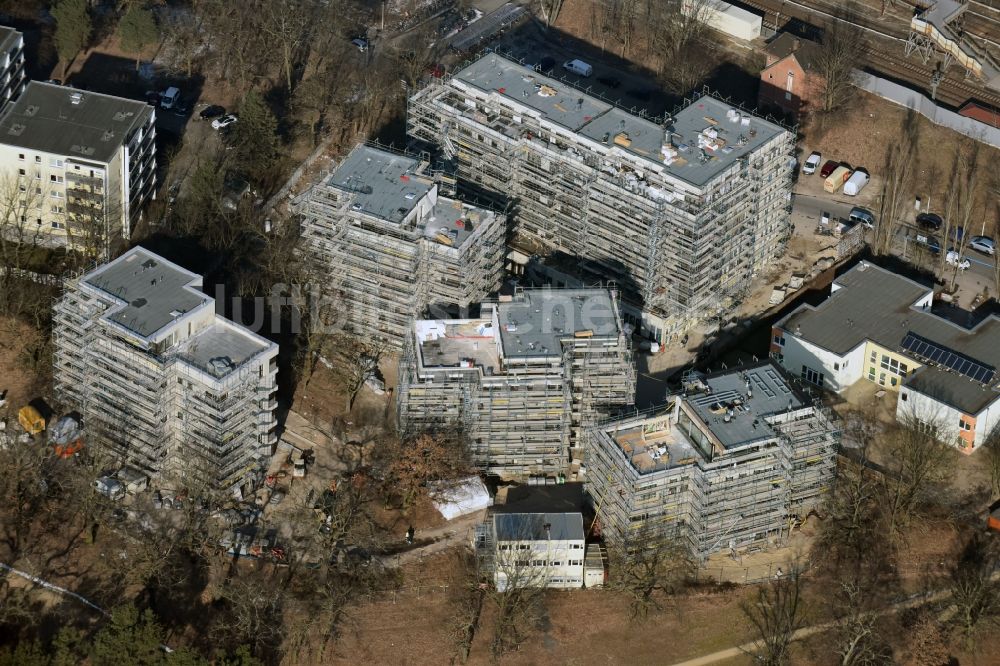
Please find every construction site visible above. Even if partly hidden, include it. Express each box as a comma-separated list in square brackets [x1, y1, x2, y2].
[397, 287, 635, 479]
[295, 143, 507, 349]
[407, 52, 796, 343]
[52, 247, 279, 496]
[585, 361, 839, 560]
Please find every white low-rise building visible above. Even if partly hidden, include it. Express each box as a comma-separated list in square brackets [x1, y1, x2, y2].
[773, 261, 1000, 452]
[488, 512, 586, 591]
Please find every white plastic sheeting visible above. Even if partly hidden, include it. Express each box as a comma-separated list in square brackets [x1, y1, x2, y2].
[431, 476, 490, 521]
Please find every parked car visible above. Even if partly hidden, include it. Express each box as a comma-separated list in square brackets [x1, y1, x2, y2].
[269, 489, 286, 505]
[160, 86, 180, 110]
[848, 207, 875, 229]
[212, 114, 238, 130]
[916, 212, 943, 231]
[819, 160, 839, 178]
[923, 236, 941, 254]
[562, 59, 593, 77]
[145, 90, 161, 105]
[94, 476, 125, 501]
[970, 235, 996, 255]
[946, 250, 971, 270]
[199, 105, 225, 120]
[802, 152, 822, 175]
[351, 37, 369, 52]
[597, 75, 621, 89]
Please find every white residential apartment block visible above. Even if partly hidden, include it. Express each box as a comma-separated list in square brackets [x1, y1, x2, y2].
[0, 27, 26, 111]
[296, 143, 506, 349]
[408, 53, 795, 342]
[774, 261, 1000, 452]
[53, 247, 279, 496]
[478, 511, 586, 590]
[398, 288, 635, 478]
[0, 82, 155, 254]
[586, 362, 839, 560]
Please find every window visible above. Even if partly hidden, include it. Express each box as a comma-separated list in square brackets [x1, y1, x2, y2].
[532, 559, 545, 566]
[49, 158, 63, 168]
[517, 544, 529, 550]
[801, 365, 824, 386]
[50, 174, 63, 183]
[878, 373, 886, 386]
[50, 191, 63, 199]
[50, 221, 63, 229]
[773, 334, 785, 347]
[34, 156, 40, 163]
[901, 392, 908, 402]
[17, 153, 24, 161]
[959, 419, 972, 431]
[17, 168, 24, 176]
[879, 355, 908, 377]
[499, 544, 509, 551]
[833, 362, 840, 371]
[870, 351, 877, 363]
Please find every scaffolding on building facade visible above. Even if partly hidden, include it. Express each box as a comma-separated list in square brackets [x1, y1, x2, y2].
[406, 54, 796, 342]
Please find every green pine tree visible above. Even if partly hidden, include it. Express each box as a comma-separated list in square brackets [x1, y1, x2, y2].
[51, 0, 92, 79]
[118, 5, 159, 71]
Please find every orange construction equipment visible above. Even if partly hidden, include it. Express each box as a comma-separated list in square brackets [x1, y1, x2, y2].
[54, 439, 84, 459]
[988, 504, 1000, 533]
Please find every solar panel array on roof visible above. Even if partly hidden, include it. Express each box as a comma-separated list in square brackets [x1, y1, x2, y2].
[901, 332, 996, 384]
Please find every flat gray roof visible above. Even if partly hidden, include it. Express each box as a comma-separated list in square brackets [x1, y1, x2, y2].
[423, 196, 487, 249]
[176, 321, 271, 379]
[0, 26, 21, 53]
[450, 54, 789, 187]
[497, 288, 620, 359]
[493, 512, 583, 542]
[0, 81, 152, 163]
[454, 54, 612, 132]
[686, 363, 805, 450]
[779, 262, 1000, 414]
[84, 247, 207, 339]
[327, 144, 432, 224]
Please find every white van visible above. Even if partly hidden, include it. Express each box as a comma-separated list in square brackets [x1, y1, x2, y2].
[562, 59, 593, 77]
[160, 86, 180, 110]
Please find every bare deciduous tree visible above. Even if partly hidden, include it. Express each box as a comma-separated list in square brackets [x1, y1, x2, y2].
[741, 563, 807, 666]
[815, 10, 864, 114]
[873, 109, 920, 256]
[948, 534, 1000, 648]
[607, 525, 694, 620]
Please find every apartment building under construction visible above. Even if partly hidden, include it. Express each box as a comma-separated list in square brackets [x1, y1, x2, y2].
[296, 143, 506, 349]
[586, 361, 838, 560]
[53, 247, 279, 496]
[408, 53, 795, 342]
[397, 287, 635, 478]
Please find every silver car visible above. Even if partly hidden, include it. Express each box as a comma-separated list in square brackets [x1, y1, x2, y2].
[969, 235, 995, 256]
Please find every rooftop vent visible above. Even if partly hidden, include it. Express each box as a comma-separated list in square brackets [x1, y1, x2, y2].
[131, 298, 147, 308]
[70, 145, 95, 156]
[141, 259, 157, 269]
[101, 130, 114, 142]
[24, 105, 38, 117]
[69, 92, 82, 105]
[112, 111, 135, 121]
[8, 123, 24, 136]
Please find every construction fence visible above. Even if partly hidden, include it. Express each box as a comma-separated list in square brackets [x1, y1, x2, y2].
[852, 70, 1000, 150]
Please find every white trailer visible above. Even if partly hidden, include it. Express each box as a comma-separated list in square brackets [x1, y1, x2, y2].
[843, 170, 870, 196]
[683, 0, 762, 41]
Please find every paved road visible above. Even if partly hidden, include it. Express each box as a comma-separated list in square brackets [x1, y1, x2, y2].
[379, 509, 486, 567]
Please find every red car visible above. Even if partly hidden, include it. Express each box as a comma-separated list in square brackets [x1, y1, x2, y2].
[819, 160, 840, 178]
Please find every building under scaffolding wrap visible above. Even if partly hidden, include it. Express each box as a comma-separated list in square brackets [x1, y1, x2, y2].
[585, 361, 838, 560]
[295, 143, 506, 349]
[53, 247, 279, 496]
[397, 287, 635, 478]
[407, 53, 796, 342]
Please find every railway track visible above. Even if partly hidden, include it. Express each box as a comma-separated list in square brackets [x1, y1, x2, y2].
[739, 0, 1000, 108]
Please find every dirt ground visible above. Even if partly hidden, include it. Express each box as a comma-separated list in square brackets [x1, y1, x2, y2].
[0, 316, 48, 424]
[801, 93, 1000, 231]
